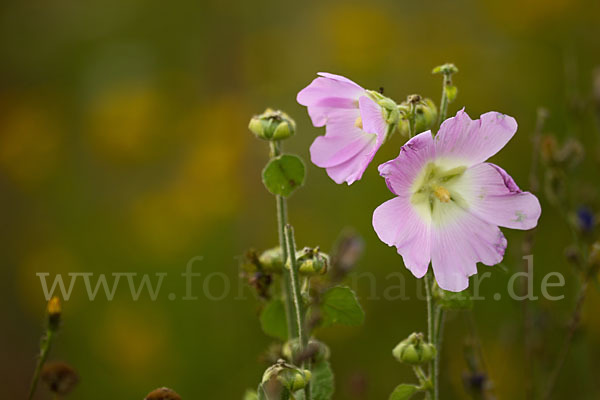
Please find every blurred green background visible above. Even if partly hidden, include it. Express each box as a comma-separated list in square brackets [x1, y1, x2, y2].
[2, 0, 600, 398]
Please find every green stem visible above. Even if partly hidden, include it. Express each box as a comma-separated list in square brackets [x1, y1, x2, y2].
[409, 102, 417, 139]
[270, 141, 298, 340]
[423, 273, 434, 399]
[433, 306, 445, 400]
[28, 329, 55, 400]
[284, 224, 311, 400]
[437, 81, 449, 129]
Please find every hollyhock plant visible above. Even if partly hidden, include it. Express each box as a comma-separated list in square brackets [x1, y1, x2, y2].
[373, 109, 542, 291]
[297, 73, 398, 185]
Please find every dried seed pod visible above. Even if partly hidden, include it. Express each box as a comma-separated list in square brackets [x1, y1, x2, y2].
[145, 387, 182, 400]
[40, 361, 79, 395]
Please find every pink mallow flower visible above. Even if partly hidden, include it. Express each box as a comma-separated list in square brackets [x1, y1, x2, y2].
[372, 109, 541, 292]
[297, 73, 394, 185]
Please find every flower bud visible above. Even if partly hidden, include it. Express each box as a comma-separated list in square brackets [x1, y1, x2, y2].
[432, 63, 459, 76]
[249, 109, 296, 141]
[282, 338, 330, 364]
[47, 296, 61, 331]
[145, 387, 182, 400]
[41, 362, 79, 395]
[296, 247, 329, 275]
[396, 98, 438, 137]
[262, 359, 311, 392]
[392, 333, 436, 365]
[258, 247, 284, 271]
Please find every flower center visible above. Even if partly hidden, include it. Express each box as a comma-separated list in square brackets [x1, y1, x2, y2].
[411, 162, 467, 213]
[354, 116, 363, 129]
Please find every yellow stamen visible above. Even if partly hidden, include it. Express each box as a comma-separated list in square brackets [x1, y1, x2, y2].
[433, 186, 451, 203]
[354, 116, 363, 129]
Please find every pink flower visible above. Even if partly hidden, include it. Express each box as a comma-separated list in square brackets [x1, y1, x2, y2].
[372, 110, 541, 291]
[297, 73, 390, 185]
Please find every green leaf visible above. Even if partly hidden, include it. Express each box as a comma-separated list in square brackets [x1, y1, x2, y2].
[244, 389, 259, 400]
[260, 298, 288, 340]
[319, 286, 365, 328]
[262, 154, 306, 197]
[389, 384, 420, 400]
[445, 85, 458, 103]
[311, 361, 335, 400]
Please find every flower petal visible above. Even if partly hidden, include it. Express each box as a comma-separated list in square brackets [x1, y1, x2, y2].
[459, 163, 541, 230]
[434, 109, 518, 166]
[358, 96, 387, 139]
[323, 138, 377, 184]
[430, 202, 507, 291]
[297, 73, 365, 127]
[372, 196, 431, 278]
[309, 108, 375, 168]
[378, 130, 435, 196]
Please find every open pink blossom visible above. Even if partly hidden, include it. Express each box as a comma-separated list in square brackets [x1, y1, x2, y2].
[297, 73, 388, 185]
[372, 109, 541, 291]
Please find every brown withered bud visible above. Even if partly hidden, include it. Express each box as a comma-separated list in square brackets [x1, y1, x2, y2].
[145, 387, 182, 400]
[40, 362, 79, 395]
[330, 229, 364, 282]
[540, 135, 558, 164]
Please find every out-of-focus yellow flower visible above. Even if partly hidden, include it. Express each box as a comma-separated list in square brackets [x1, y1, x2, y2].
[0, 98, 61, 186]
[86, 82, 162, 162]
[92, 306, 169, 377]
[317, 4, 395, 70]
[129, 95, 248, 256]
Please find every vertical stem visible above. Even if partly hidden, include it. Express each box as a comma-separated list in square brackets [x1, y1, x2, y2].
[424, 273, 434, 399]
[433, 305, 444, 400]
[409, 102, 417, 139]
[28, 329, 54, 400]
[284, 224, 311, 400]
[270, 141, 298, 340]
[437, 80, 449, 128]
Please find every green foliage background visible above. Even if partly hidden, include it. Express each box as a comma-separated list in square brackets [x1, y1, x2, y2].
[1, 0, 600, 398]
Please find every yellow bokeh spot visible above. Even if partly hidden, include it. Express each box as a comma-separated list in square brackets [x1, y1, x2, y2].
[0, 99, 61, 186]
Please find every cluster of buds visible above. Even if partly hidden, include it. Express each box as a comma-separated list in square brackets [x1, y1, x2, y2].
[261, 359, 311, 396]
[397, 95, 438, 137]
[392, 333, 436, 365]
[245, 247, 330, 276]
[282, 338, 330, 365]
[248, 109, 296, 141]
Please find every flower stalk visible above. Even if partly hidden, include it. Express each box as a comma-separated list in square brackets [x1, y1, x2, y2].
[29, 297, 61, 400]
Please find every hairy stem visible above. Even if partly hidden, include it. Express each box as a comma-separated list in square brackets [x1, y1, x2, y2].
[284, 224, 311, 399]
[28, 329, 54, 400]
[424, 272, 434, 399]
[270, 141, 298, 340]
[433, 305, 445, 400]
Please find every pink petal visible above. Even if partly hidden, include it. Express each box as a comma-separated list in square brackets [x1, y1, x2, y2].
[462, 163, 541, 230]
[372, 196, 431, 278]
[378, 130, 435, 196]
[309, 108, 375, 168]
[323, 138, 377, 184]
[297, 73, 365, 127]
[430, 204, 507, 291]
[435, 109, 518, 166]
[358, 96, 387, 139]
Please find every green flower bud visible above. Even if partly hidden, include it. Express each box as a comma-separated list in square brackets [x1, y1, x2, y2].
[249, 108, 296, 141]
[282, 338, 331, 364]
[432, 63, 459, 76]
[433, 283, 472, 310]
[262, 359, 311, 393]
[296, 247, 329, 275]
[258, 247, 284, 272]
[392, 333, 436, 365]
[396, 98, 438, 137]
[366, 90, 401, 139]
